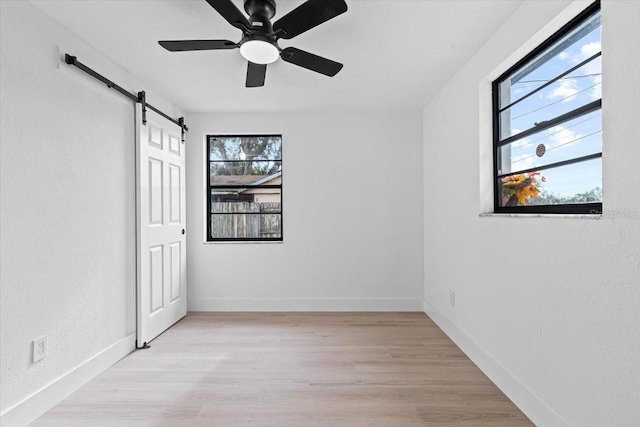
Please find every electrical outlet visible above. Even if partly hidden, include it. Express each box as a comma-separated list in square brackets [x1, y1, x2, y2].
[449, 290, 456, 307]
[33, 336, 47, 363]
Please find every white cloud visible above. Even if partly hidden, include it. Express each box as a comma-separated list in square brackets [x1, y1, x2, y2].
[509, 125, 584, 170]
[510, 129, 533, 150]
[511, 135, 532, 150]
[547, 124, 584, 150]
[558, 51, 570, 60]
[565, 42, 602, 76]
[575, 42, 601, 63]
[508, 134, 534, 169]
[550, 45, 601, 103]
[547, 79, 579, 102]
[580, 53, 602, 77]
[576, 44, 602, 101]
[511, 152, 536, 170]
[513, 87, 527, 95]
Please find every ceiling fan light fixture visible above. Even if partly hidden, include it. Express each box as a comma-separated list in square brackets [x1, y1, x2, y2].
[240, 40, 279, 64]
[158, 0, 348, 87]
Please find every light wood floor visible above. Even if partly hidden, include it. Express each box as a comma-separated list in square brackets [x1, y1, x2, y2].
[32, 313, 533, 426]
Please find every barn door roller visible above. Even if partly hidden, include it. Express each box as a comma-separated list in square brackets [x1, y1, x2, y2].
[64, 54, 188, 140]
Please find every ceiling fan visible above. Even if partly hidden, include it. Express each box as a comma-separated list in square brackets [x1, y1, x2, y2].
[159, 0, 348, 87]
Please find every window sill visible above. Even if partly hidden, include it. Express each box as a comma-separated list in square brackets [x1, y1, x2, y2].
[479, 212, 602, 220]
[203, 240, 284, 244]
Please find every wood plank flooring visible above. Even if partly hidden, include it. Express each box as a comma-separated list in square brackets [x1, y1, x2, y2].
[32, 313, 533, 426]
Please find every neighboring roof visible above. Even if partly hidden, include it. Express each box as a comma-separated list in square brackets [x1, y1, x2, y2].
[249, 172, 282, 186]
[210, 171, 282, 187]
[210, 175, 264, 186]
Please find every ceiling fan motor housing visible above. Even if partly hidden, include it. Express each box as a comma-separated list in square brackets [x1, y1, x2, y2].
[241, 0, 278, 51]
[158, 0, 348, 87]
[244, 0, 276, 31]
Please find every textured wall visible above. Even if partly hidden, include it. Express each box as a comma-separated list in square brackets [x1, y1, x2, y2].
[422, 0, 640, 425]
[0, 1, 180, 414]
[186, 111, 424, 311]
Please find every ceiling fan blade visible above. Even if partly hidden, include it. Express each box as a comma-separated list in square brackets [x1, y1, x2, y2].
[205, 0, 250, 31]
[158, 40, 238, 52]
[246, 62, 267, 87]
[273, 0, 347, 40]
[280, 47, 343, 77]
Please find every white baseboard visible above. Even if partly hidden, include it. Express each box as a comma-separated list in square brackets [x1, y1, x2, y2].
[0, 333, 135, 427]
[188, 297, 424, 312]
[423, 299, 568, 427]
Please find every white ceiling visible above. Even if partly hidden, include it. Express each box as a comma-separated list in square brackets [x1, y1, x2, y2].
[30, 0, 522, 113]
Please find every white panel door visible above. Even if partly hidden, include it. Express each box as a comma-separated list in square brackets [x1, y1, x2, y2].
[136, 104, 186, 346]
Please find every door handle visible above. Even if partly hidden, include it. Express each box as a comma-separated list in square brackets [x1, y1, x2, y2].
[182, 229, 185, 235]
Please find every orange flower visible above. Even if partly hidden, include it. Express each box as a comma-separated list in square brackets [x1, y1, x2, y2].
[503, 174, 525, 186]
[516, 184, 540, 205]
[502, 171, 544, 205]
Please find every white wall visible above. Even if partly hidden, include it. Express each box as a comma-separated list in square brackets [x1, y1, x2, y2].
[0, 2, 182, 425]
[422, 1, 640, 426]
[186, 112, 424, 311]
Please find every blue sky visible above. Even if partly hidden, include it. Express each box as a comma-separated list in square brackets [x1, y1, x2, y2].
[499, 12, 602, 199]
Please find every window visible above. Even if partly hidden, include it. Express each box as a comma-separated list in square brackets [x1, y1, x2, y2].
[206, 135, 282, 242]
[493, 1, 602, 214]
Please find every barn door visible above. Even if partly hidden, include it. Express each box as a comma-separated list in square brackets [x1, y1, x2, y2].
[136, 104, 186, 347]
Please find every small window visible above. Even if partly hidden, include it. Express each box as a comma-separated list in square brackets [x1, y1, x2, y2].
[206, 135, 282, 242]
[493, 1, 602, 214]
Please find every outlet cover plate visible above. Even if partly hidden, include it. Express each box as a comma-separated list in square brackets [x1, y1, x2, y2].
[33, 336, 47, 363]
